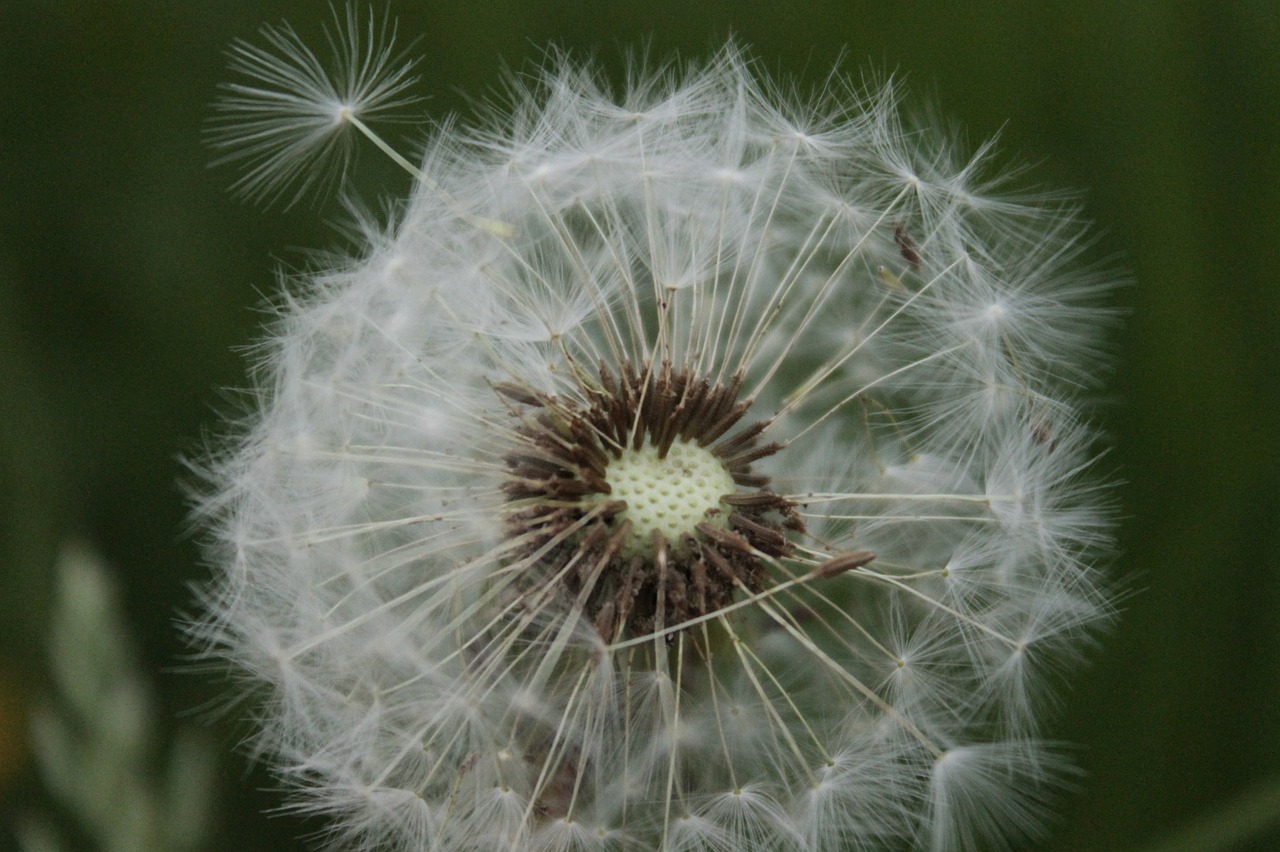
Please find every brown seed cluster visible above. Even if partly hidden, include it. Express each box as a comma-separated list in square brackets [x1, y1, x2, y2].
[500, 361, 804, 641]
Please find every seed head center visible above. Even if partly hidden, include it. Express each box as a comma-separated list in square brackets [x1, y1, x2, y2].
[604, 440, 736, 559]
[498, 362, 804, 638]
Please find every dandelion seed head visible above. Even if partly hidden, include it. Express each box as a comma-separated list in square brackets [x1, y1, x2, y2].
[193, 25, 1120, 852]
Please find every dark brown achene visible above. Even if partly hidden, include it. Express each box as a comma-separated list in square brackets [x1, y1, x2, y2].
[500, 361, 803, 640]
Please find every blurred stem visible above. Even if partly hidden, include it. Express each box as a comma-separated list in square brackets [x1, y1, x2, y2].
[1137, 775, 1280, 852]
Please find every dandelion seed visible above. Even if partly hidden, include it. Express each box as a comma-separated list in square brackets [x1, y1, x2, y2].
[192, 22, 1118, 852]
[207, 5, 421, 206]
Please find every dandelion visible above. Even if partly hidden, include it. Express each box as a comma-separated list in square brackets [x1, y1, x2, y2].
[192, 18, 1118, 852]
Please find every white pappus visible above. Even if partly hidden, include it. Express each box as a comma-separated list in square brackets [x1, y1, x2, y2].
[192, 11, 1120, 852]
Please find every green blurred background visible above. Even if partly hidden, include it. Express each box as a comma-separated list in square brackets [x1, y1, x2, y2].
[2, 1, 1277, 850]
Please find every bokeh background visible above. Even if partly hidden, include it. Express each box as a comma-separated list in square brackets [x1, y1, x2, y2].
[3, 1, 1277, 850]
